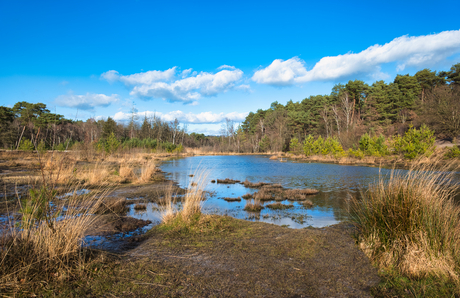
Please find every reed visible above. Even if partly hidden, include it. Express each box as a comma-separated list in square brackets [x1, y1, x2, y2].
[0, 185, 106, 293]
[351, 159, 460, 281]
[138, 162, 160, 183]
[159, 170, 208, 224]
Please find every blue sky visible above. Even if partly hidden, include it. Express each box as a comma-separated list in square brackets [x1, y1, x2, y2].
[1, 0, 460, 134]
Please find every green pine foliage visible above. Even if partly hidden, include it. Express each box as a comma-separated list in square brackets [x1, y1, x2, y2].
[358, 134, 389, 157]
[302, 135, 345, 157]
[18, 139, 35, 151]
[392, 124, 435, 159]
[296, 125, 435, 160]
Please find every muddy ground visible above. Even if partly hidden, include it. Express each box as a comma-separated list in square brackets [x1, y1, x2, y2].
[52, 216, 380, 298]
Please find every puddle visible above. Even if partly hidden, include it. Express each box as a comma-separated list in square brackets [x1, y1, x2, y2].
[58, 189, 91, 199]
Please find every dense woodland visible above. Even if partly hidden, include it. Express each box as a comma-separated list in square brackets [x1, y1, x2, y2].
[0, 63, 459, 155]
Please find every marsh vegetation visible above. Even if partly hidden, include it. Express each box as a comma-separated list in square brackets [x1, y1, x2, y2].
[1, 148, 460, 296]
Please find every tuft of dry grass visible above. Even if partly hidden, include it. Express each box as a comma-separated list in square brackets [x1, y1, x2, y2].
[119, 165, 136, 181]
[159, 171, 208, 224]
[302, 200, 313, 208]
[244, 198, 263, 212]
[79, 163, 111, 185]
[133, 203, 147, 211]
[242, 179, 271, 188]
[223, 197, 241, 202]
[0, 186, 107, 292]
[242, 193, 253, 200]
[266, 202, 294, 210]
[216, 178, 240, 184]
[138, 162, 160, 183]
[352, 159, 460, 282]
[283, 189, 318, 201]
[254, 189, 274, 201]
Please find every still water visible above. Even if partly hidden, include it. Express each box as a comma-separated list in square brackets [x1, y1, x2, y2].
[155, 155, 394, 228]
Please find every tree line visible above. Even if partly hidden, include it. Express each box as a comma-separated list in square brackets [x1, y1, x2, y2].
[238, 63, 460, 153]
[0, 62, 459, 155]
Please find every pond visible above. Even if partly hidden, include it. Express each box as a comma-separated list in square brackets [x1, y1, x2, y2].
[155, 155, 394, 228]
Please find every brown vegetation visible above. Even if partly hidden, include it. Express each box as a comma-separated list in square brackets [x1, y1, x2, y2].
[266, 202, 294, 210]
[352, 159, 460, 283]
[216, 178, 240, 184]
[223, 197, 241, 202]
[244, 198, 264, 212]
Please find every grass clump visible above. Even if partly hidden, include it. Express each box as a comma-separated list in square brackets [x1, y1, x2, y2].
[266, 203, 293, 210]
[351, 159, 460, 293]
[95, 198, 128, 214]
[223, 197, 241, 202]
[242, 193, 253, 200]
[302, 200, 313, 208]
[216, 178, 240, 184]
[244, 198, 264, 212]
[0, 185, 105, 294]
[133, 203, 147, 211]
[159, 171, 207, 225]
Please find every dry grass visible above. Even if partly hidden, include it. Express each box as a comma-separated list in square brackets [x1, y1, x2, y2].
[119, 165, 136, 181]
[134, 203, 147, 211]
[159, 171, 208, 224]
[284, 189, 318, 201]
[78, 163, 111, 186]
[95, 198, 128, 214]
[302, 200, 313, 208]
[352, 159, 460, 282]
[0, 186, 107, 293]
[244, 198, 263, 212]
[216, 178, 240, 184]
[138, 162, 160, 183]
[254, 189, 274, 201]
[223, 197, 241, 202]
[242, 193, 253, 200]
[242, 179, 271, 188]
[266, 202, 294, 210]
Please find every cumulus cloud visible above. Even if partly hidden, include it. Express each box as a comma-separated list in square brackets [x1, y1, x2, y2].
[252, 30, 460, 86]
[112, 110, 248, 124]
[218, 65, 236, 70]
[55, 92, 119, 110]
[252, 57, 307, 86]
[101, 67, 244, 103]
[101, 68, 176, 85]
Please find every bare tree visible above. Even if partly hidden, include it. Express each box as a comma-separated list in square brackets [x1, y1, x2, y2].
[341, 92, 353, 132]
[171, 118, 180, 145]
[331, 105, 341, 136]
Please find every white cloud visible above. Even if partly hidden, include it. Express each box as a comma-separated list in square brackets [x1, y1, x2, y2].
[252, 30, 460, 85]
[181, 68, 193, 78]
[112, 110, 248, 124]
[218, 65, 236, 70]
[101, 68, 176, 85]
[129, 69, 244, 102]
[252, 57, 307, 86]
[101, 67, 244, 103]
[55, 92, 119, 110]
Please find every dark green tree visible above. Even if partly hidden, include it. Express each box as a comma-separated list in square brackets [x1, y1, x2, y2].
[102, 117, 118, 139]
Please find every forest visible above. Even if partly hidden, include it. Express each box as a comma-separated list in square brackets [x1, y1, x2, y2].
[0, 63, 459, 157]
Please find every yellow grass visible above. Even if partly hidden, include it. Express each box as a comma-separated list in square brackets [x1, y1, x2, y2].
[352, 158, 460, 281]
[0, 185, 107, 292]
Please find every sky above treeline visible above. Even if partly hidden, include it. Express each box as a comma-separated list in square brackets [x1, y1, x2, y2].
[1, 0, 460, 135]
